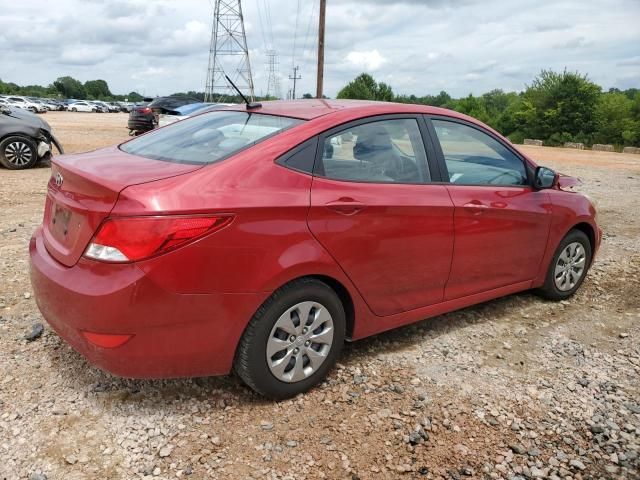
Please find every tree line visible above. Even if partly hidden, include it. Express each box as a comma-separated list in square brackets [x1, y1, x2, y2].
[0, 76, 280, 105]
[336, 71, 640, 148]
[0, 76, 145, 102]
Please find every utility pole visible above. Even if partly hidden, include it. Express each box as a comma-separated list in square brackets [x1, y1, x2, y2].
[204, 0, 255, 102]
[316, 0, 326, 98]
[289, 65, 301, 100]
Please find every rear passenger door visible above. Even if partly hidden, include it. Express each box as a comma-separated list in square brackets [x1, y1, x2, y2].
[426, 117, 552, 300]
[307, 115, 455, 317]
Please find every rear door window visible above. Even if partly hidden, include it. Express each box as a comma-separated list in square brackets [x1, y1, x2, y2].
[121, 111, 303, 164]
[318, 118, 430, 183]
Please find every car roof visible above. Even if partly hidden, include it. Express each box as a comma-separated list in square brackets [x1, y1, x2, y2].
[221, 99, 477, 123]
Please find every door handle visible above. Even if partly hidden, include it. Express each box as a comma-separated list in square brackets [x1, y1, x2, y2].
[325, 199, 366, 216]
[463, 201, 489, 214]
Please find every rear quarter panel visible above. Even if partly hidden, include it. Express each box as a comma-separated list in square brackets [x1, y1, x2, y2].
[112, 132, 361, 298]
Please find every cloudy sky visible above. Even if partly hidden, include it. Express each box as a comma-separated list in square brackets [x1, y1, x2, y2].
[0, 0, 638, 99]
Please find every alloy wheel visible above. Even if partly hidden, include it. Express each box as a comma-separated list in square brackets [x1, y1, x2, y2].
[4, 140, 33, 167]
[266, 301, 334, 383]
[554, 241, 586, 291]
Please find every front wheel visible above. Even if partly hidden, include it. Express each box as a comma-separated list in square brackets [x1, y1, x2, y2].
[234, 278, 345, 399]
[0, 135, 38, 169]
[536, 229, 592, 300]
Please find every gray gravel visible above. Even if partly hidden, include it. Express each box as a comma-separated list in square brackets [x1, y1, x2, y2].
[0, 141, 638, 479]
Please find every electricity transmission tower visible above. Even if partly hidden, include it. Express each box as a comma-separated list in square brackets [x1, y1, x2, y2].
[265, 50, 282, 99]
[204, 0, 255, 102]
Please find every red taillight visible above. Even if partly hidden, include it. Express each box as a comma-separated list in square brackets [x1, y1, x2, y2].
[84, 215, 233, 263]
[137, 107, 152, 114]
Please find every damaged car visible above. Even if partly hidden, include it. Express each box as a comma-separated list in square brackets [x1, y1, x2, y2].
[0, 104, 63, 169]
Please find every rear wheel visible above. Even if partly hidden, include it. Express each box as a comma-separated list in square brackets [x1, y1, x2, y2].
[71, 107, 77, 112]
[0, 135, 38, 169]
[536, 229, 591, 300]
[234, 278, 345, 398]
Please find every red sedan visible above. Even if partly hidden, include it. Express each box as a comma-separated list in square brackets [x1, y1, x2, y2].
[29, 100, 601, 398]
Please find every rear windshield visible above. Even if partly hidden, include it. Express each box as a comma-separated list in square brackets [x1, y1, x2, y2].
[121, 111, 303, 164]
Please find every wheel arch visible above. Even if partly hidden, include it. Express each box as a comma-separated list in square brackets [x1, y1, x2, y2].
[570, 222, 596, 258]
[306, 274, 356, 340]
[0, 132, 38, 144]
[239, 273, 357, 347]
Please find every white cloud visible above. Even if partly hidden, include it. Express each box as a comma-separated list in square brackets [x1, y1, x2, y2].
[345, 49, 387, 71]
[0, 0, 638, 97]
[59, 45, 112, 65]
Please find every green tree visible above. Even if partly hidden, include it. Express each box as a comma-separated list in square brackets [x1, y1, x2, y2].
[126, 91, 144, 102]
[519, 69, 601, 145]
[84, 79, 112, 99]
[336, 73, 394, 101]
[302, 93, 313, 99]
[595, 93, 639, 146]
[53, 76, 86, 99]
[454, 94, 489, 123]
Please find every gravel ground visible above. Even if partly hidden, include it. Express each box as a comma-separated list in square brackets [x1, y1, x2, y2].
[0, 112, 638, 479]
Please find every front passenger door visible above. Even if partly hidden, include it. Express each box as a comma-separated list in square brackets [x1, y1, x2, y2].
[429, 118, 552, 300]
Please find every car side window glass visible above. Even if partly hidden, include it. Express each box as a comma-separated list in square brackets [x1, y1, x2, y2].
[277, 138, 318, 174]
[432, 120, 527, 186]
[319, 118, 430, 183]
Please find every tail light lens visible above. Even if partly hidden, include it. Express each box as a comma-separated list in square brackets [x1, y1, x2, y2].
[137, 107, 152, 114]
[84, 215, 233, 263]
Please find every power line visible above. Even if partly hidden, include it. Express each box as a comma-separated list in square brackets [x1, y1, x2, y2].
[291, 0, 302, 71]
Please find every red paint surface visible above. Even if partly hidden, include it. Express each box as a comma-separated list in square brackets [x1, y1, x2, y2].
[29, 100, 600, 378]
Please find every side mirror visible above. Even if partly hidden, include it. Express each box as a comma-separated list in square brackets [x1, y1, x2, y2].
[534, 166, 557, 190]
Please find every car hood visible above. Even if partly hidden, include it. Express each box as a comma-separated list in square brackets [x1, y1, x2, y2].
[1, 107, 51, 132]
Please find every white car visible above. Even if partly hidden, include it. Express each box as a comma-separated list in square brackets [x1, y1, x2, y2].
[88, 102, 108, 113]
[5, 96, 47, 113]
[68, 101, 97, 112]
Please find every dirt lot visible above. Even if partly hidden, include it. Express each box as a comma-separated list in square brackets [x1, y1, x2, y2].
[1, 112, 639, 479]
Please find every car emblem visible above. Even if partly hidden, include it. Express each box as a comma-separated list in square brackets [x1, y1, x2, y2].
[55, 172, 63, 188]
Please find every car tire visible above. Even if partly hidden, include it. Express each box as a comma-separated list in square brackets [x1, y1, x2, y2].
[0, 135, 38, 170]
[234, 278, 346, 399]
[536, 229, 592, 301]
[71, 107, 77, 112]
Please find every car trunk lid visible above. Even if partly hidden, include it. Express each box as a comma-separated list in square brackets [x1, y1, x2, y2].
[42, 146, 202, 266]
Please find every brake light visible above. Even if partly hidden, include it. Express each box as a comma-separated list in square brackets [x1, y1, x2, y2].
[137, 107, 152, 114]
[84, 215, 233, 262]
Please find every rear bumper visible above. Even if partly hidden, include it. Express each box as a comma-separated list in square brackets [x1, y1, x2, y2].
[29, 227, 268, 378]
[127, 116, 155, 132]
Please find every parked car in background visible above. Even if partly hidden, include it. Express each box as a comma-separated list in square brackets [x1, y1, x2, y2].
[5, 96, 47, 113]
[106, 102, 122, 113]
[89, 102, 108, 113]
[127, 96, 200, 135]
[157, 102, 230, 127]
[116, 102, 134, 113]
[0, 103, 63, 169]
[30, 100, 600, 398]
[68, 101, 97, 112]
[41, 99, 60, 111]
